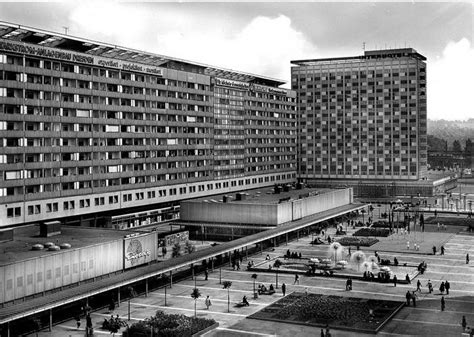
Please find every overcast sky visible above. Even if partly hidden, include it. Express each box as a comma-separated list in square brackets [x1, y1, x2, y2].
[0, 1, 472, 121]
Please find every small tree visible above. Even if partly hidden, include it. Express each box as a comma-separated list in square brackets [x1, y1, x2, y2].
[185, 240, 196, 254]
[273, 259, 283, 289]
[190, 288, 201, 317]
[251, 274, 258, 296]
[108, 318, 128, 336]
[172, 242, 181, 257]
[222, 281, 232, 313]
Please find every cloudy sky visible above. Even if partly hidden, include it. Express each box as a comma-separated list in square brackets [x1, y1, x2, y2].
[0, 1, 472, 121]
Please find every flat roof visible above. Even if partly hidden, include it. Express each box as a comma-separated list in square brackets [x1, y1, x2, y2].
[183, 186, 335, 205]
[291, 48, 426, 66]
[0, 21, 285, 86]
[0, 225, 142, 266]
[425, 172, 456, 182]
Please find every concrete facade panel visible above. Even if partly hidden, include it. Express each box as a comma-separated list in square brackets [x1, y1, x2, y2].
[181, 202, 279, 225]
[34, 258, 44, 294]
[24, 259, 35, 297]
[4, 264, 14, 302]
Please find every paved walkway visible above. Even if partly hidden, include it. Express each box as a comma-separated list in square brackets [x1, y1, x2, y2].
[30, 217, 474, 337]
[1, 204, 362, 325]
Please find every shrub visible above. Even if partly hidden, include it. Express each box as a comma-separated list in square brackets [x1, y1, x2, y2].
[370, 221, 390, 228]
[123, 310, 216, 337]
[353, 228, 390, 237]
[335, 237, 379, 247]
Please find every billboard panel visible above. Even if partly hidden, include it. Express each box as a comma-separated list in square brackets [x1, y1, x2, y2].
[123, 232, 157, 269]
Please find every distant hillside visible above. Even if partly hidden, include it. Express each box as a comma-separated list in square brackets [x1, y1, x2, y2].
[428, 119, 474, 150]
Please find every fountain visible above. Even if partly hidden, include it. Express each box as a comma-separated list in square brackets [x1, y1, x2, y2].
[350, 251, 366, 272]
[366, 255, 379, 271]
[329, 242, 343, 265]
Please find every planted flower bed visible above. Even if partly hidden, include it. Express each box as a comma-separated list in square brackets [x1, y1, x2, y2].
[249, 293, 404, 333]
[353, 228, 390, 237]
[336, 237, 379, 247]
[123, 310, 217, 337]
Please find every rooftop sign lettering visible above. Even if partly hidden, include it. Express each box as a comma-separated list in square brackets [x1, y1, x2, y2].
[94, 58, 163, 76]
[0, 39, 163, 76]
[215, 77, 249, 90]
[251, 84, 289, 96]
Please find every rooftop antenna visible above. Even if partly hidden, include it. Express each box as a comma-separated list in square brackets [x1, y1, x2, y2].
[63, 26, 69, 35]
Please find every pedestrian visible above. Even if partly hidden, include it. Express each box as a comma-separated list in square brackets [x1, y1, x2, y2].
[405, 273, 411, 284]
[393, 275, 397, 287]
[467, 253, 470, 264]
[427, 280, 433, 293]
[406, 241, 410, 250]
[348, 246, 351, 257]
[204, 268, 208, 281]
[108, 298, 115, 312]
[294, 273, 299, 285]
[405, 291, 411, 306]
[320, 328, 325, 337]
[441, 296, 445, 311]
[205, 295, 211, 309]
[432, 246, 437, 255]
[346, 277, 352, 291]
[437, 222, 440, 231]
[440, 281, 445, 294]
[445, 280, 450, 295]
[325, 326, 331, 337]
[462, 316, 467, 331]
[441, 246, 445, 255]
[75, 315, 81, 330]
[411, 291, 417, 307]
[86, 314, 93, 336]
[282, 283, 286, 296]
[416, 280, 421, 292]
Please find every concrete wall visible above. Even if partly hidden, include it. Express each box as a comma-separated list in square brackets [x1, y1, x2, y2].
[290, 189, 352, 221]
[0, 239, 123, 304]
[180, 201, 280, 225]
[181, 188, 353, 226]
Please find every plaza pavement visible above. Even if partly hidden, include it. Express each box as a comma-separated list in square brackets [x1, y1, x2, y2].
[30, 214, 473, 337]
